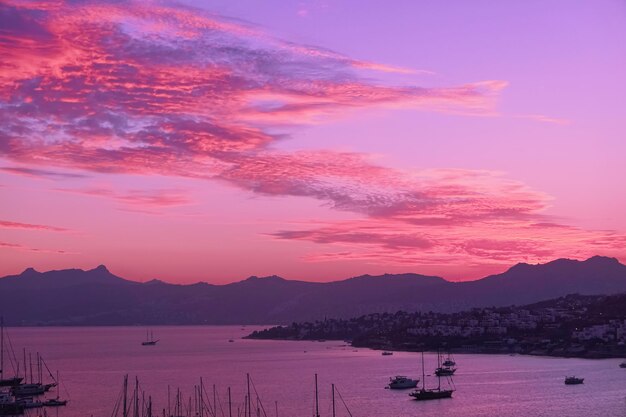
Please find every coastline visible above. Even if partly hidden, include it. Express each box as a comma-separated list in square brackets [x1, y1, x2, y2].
[245, 334, 626, 360]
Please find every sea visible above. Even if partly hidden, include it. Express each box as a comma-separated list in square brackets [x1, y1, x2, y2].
[3, 326, 626, 417]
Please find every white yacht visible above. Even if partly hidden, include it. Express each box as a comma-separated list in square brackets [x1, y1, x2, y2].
[387, 376, 419, 389]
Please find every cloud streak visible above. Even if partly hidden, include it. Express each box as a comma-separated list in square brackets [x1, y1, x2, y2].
[0, 220, 70, 232]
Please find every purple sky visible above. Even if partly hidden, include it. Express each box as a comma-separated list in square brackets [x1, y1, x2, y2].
[0, 0, 625, 283]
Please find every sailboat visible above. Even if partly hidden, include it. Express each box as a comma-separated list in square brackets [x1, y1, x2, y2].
[43, 371, 67, 406]
[0, 318, 23, 387]
[11, 351, 56, 397]
[141, 330, 158, 346]
[442, 352, 456, 367]
[434, 349, 456, 376]
[409, 352, 454, 401]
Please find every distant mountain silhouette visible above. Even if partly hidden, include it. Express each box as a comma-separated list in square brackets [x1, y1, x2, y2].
[0, 256, 625, 325]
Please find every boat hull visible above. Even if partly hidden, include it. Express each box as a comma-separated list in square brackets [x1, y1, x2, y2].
[410, 389, 454, 401]
[43, 399, 67, 407]
[435, 368, 456, 376]
[10, 383, 54, 397]
[0, 377, 23, 387]
[388, 381, 418, 389]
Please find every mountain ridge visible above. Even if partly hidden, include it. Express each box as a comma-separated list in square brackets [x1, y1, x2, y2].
[0, 256, 625, 325]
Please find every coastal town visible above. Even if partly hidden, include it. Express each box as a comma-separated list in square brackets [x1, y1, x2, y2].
[248, 294, 626, 359]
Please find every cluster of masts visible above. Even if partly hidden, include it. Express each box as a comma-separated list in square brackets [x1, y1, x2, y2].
[0, 318, 67, 415]
[112, 373, 352, 417]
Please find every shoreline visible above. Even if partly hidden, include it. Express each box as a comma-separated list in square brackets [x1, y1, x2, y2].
[245, 335, 626, 360]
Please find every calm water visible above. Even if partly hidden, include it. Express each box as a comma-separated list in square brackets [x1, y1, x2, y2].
[4, 326, 626, 417]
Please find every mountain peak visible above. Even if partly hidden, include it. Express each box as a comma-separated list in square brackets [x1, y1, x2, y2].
[21, 267, 39, 276]
[244, 275, 285, 282]
[585, 255, 620, 265]
[91, 264, 110, 273]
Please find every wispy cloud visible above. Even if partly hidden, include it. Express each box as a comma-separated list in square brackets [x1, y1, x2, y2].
[0, 241, 74, 254]
[55, 187, 192, 214]
[0, 166, 88, 179]
[0, 220, 70, 232]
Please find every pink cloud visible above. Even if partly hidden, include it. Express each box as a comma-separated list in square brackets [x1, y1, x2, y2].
[0, 166, 88, 179]
[0, 241, 72, 254]
[0, 1, 504, 178]
[0, 220, 70, 232]
[55, 187, 192, 213]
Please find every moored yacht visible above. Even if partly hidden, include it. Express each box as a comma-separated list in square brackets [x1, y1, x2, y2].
[409, 352, 454, 401]
[564, 376, 584, 385]
[442, 352, 456, 367]
[387, 376, 419, 389]
[10, 383, 55, 397]
[434, 349, 456, 376]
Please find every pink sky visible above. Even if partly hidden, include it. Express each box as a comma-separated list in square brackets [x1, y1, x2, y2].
[1, 0, 625, 284]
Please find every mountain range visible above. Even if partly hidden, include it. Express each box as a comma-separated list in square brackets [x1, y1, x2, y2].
[0, 256, 625, 325]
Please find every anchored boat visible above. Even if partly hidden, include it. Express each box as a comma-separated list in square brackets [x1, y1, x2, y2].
[387, 376, 418, 389]
[409, 352, 454, 401]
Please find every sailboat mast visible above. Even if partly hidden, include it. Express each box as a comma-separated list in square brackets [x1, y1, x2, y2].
[331, 383, 335, 417]
[0, 316, 4, 381]
[199, 378, 204, 417]
[247, 373, 251, 417]
[421, 352, 425, 390]
[314, 374, 320, 417]
[134, 377, 139, 417]
[228, 387, 232, 417]
[123, 375, 129, 417]
[213, 384, 217, 417]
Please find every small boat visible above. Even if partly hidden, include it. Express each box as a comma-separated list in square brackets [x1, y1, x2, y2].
[442, 352, 456, 367]
[141, 330, 158, 346]
[387, 376, 418, 389]
[410, 388, 454, 401]
[43, 371, 67, 407]
[409, 352, 454, 401]
[435, 367, 456, 376]
[619, 361, 626, 368]
[434, 349, 456, 376]
[382, 351, 393, 356]
[564, 376, 584, 385]
[228, 339, 234, 343]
